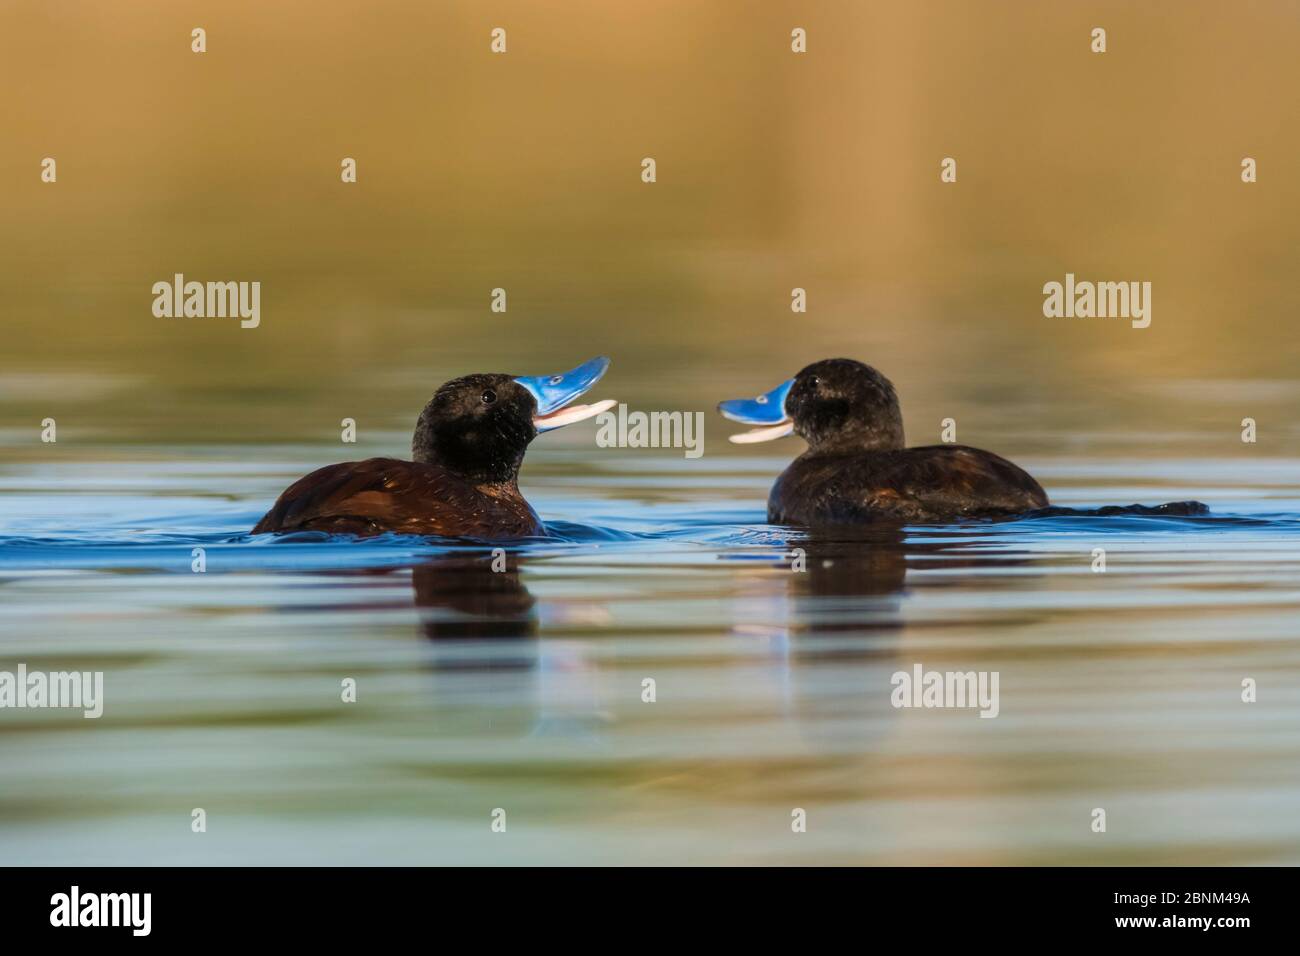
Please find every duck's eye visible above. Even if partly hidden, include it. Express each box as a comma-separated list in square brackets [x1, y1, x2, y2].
[481, 388, 497, 405]
[807, 376, 820, 389]
[548, 375, 564, 386]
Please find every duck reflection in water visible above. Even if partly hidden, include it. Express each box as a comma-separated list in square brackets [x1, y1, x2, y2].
[412, 553, 537, 645]
[411, 552, 614, 740]
[756, 526, 1036, 750]
[783, 525, 1036, 644]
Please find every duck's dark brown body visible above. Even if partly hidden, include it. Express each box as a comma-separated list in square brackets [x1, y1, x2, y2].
[252, 363, 613, 540]
[768, 444, 1048, 525]
[251, 457, 543, 538]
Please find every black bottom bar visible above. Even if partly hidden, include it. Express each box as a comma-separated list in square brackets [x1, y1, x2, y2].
[0, 866, 1278, 941]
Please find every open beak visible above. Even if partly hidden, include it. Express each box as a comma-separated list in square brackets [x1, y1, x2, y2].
[717, 378, 795, 444]
[515, 356, 616, 432]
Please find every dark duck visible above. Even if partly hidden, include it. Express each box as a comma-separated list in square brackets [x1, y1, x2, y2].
[718, 358, 1049, 524]
[252, 356, 615, 539]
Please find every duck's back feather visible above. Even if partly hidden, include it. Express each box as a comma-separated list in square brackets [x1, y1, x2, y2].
[251, 457, 542, 538]
[770, 444, 1048, 524]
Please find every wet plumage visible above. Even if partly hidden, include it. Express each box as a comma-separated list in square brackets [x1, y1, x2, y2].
[720, 358, 1048, 525]
[769, 444, 1047, 524]
[252, 358, 612, 540]
[250, 457, 543, 538]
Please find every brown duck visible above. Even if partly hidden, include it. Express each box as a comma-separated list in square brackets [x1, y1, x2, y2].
[252, 357, 614, 539]
[718, 358, 1049, 524]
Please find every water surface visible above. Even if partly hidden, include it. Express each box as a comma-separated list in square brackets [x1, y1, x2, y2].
[3, 444, 1298, 865]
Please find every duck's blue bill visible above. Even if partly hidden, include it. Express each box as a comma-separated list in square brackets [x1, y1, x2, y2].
[717, 378, 794, 424]
[515, 356, 611, 415]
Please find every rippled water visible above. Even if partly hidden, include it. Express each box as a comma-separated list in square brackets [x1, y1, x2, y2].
[4, 0, 1300, 869]
[3, 444, 1299, 865]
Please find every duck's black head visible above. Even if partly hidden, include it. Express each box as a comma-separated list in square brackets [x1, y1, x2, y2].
[718, 357, 905, 453]
[412, 357, 613, 484]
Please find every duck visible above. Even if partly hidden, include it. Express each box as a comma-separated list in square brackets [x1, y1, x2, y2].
[718, 358, 1049, 524]
[251, 356, 614, 539]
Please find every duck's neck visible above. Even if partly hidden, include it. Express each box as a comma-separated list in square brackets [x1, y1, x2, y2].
[412, 417, 524, 487]
[805, 421, 905, 456]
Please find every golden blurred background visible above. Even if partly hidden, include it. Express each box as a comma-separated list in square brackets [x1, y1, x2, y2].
[2, 0, 1298, 455]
